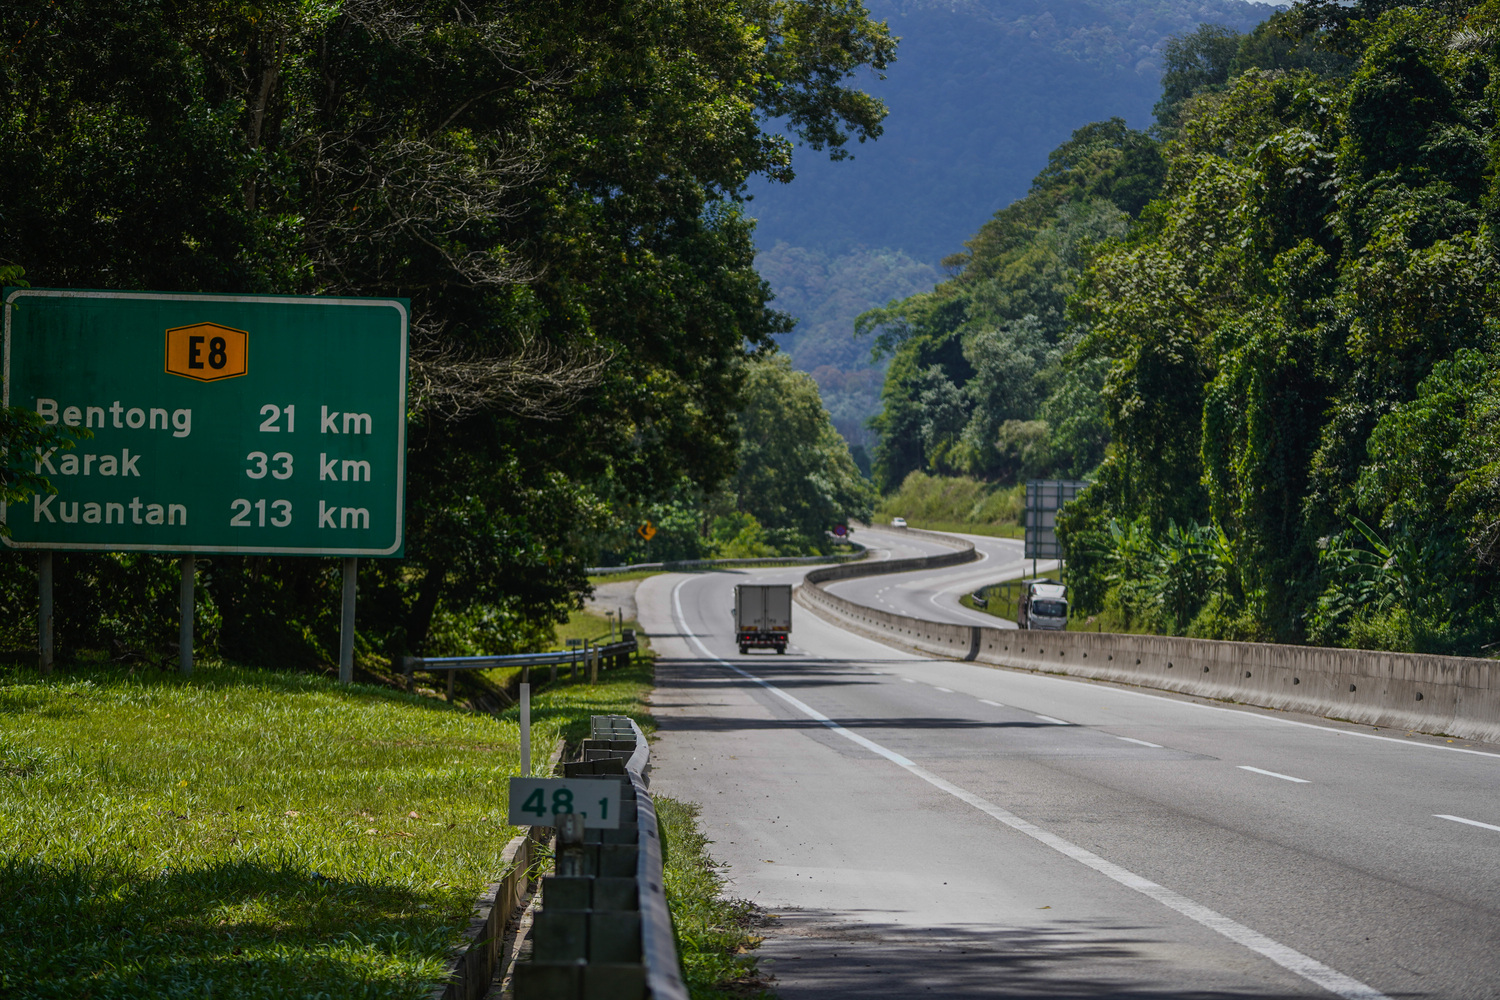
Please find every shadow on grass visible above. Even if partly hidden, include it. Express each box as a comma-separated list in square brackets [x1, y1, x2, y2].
[0, 855, 459, 998]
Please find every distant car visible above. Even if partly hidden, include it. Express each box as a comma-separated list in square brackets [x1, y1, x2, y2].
[891, 517, 907, 528]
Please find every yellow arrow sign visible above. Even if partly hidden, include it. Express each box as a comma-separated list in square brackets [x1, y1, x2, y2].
[638, 521, 657, 541]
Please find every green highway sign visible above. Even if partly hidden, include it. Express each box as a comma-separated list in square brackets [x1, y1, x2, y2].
[3, 289, 408, 556]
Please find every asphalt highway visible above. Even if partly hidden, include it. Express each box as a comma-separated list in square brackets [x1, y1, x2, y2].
[642, 564, 1500, 999]
[832, 525, 1054, 629]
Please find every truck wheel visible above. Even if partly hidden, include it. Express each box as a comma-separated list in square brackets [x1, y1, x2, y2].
[739, 645, 748, 655]
[776, 645, 786, 654]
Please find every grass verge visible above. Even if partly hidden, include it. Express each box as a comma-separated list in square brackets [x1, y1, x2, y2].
[0, 650, 652, 999]
[550, 606, 628, 650]
[873, 471, 1024, 537]
[656, 797, 771, 1000]
[896, 519, 1023, 539]
[587, 569, 667, 586]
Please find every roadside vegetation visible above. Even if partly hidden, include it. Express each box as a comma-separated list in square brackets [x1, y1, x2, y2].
[0, 629, 652, 998]
[587, 569, 667, 587]
[873, 471, 1023, 537]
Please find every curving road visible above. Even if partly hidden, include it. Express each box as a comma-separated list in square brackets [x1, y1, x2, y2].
[642, 563, 1500, 999]
[833, 525, 1054, 629]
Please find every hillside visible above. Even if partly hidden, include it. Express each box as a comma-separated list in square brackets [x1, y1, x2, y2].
[755, 0, 1279, 446]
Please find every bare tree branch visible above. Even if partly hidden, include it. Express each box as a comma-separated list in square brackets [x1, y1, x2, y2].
[408, 319, 613, 422]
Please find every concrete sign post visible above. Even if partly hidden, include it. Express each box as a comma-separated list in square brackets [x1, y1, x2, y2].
[3, 288, 408, 676]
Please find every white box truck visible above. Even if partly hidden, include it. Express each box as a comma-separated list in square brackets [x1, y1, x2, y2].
[1018, 581, 1069, 631]
[734, 583, 792, 654]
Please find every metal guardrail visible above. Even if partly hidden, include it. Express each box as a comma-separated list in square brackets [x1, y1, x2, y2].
[401, 637, 639, 678]
[401, 636, 640, 700]
[513, 715, 687, 1000]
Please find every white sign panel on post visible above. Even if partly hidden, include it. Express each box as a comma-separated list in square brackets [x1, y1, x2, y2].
[508, 777, 622, 829]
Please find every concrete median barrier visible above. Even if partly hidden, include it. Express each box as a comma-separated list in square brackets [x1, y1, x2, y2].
[797, 548, 1500, 745]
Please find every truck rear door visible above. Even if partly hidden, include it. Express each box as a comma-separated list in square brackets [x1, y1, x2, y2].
[739, 586, 767, 630]
[764, 586, 792, 631]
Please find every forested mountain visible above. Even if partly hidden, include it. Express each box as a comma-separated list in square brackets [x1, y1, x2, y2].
[754, 0, 1279, 451]
[751, 0, 1279, 259]
[868, 0, 1500, 657]
[754, 243, 939, 455]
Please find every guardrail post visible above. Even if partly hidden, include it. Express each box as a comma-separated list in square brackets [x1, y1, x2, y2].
[446, 669, 455, 701]
[519, 675, 531, 775]
[339, 556, 357, 685]
[38, 551, 54, 675]
[556, 813, 586, 876]
[589, 641, 598, 684]
[178, 555, 195, 676]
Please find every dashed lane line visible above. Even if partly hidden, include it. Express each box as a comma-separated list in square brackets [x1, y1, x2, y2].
[1117, 736, 1164, 748]
[1034, 714, 1071, 726]
[1238, 766, 1310, 784]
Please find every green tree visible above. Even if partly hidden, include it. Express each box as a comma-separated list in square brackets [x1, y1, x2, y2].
[0, 265, 84, 530]
[0, 0, 896, 662]
[860, 120, 1156, 490]
[1154, 24, 1244, 125]
[1066, 4, 1500, 652]
[731, 354, 874, 550]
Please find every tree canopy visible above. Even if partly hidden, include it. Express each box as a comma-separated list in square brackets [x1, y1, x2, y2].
[0, 0, 894, 664]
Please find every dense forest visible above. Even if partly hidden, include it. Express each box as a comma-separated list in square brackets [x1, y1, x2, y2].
[865, 0, 1500, 656]
[0, 0, 882, 668]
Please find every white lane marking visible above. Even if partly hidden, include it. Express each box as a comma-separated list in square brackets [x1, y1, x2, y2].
[1238, 766, 1310, 784]
[1034, 714, 1071, 726]
[1045, 672, 1500, 761]
[929, 595, 1009, 627]
[902, 677, 917, 684]
[1117, 737, 1163, 748]
[934, 686, 954, 693]
[978, 699, 1004, 707]
[1435, 814, 1500, 833]
[669, 578, 1389, 1000]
